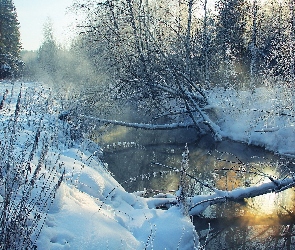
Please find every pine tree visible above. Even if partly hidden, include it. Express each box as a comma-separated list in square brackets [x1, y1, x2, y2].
[214, 0, 249, 87]
[216, 0, 248, 58]
[0, 0, 22, 79]
[37, 18, 58, 76]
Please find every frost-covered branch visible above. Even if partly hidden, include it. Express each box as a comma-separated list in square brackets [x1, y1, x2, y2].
[146, 176, 295, 216]
[78, 114, 196, 130]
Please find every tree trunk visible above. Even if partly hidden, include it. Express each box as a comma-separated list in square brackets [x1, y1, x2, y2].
[250, 0, 258, 90]
[289, 0, 295, 81]
[203, 0, 210, 87]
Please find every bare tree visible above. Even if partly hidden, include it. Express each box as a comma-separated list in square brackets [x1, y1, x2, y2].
[73, 0, 223, 139]
[202, 0, 210, 87]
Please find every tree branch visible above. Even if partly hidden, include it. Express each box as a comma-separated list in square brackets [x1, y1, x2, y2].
[78, 114, 196, 130]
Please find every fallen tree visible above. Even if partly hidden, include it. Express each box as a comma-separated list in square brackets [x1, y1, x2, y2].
[145, 175, 295, 216]
[73, 0, 224, 141]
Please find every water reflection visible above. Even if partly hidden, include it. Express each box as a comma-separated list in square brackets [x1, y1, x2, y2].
[98, 127, 295, 249]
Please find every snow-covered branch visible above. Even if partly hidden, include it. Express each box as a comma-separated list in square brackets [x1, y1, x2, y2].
[78, 114, 196, 130]
[146, 176, 295, 216]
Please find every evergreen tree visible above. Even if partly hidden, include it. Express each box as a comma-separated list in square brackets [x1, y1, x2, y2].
[37, 18, 58, 75]
[0, 0, 22, 79]
[214, 0, 249, 87]
[216, 0, 248, 58]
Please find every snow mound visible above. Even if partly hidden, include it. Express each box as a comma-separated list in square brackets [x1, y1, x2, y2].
[39, 150, 198, 249]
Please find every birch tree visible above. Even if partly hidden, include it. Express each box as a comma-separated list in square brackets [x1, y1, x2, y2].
[288, 0, 295, 82]
[250, 0, 258, 90]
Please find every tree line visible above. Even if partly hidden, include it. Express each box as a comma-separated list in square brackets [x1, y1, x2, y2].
[3, 1, 295, 91]
[75, 0, 295, 87]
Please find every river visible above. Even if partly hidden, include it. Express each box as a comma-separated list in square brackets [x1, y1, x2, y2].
[93, 125, 295, 249]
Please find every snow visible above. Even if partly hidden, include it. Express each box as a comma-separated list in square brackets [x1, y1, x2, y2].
[207, 85, 295, 157]
[0, 81, 198, 249]
[1, 64, 11, 70]
[37, 151, 198, 249]
[0, 80, 294, 249]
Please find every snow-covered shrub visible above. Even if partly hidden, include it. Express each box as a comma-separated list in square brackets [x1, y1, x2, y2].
[176, 144, 194, 216]
[0, 82, 68, 249]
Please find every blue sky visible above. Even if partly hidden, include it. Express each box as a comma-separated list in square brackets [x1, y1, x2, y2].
[14, 0, 75, 51]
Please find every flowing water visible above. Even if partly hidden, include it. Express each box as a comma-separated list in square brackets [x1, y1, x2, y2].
[94, 126, 295, 249]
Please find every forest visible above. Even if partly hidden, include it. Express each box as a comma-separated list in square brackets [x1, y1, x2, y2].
[18, 0, 294, 138]
[1, 0, 295, 249]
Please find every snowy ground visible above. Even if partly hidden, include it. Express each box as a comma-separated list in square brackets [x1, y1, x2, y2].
[207, 85, 295, 157]
[38, 148, 197, 249]
[0, 81, 198, 249]
[0, 80, 294, 249]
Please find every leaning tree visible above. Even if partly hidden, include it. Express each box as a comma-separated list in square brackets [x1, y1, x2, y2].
[73, 0, 223, 139]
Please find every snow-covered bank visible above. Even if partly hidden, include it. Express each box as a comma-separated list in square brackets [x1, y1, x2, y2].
[38, 147, 197, 249]
[207, 85, 295, 157]
[0, 81, 198, 249]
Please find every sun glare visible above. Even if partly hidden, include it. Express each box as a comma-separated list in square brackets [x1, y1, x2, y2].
[246, 168, 295, 217]
[253, 191, 277, 215]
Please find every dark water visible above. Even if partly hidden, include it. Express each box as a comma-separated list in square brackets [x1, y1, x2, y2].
[96, 126, 295, 249]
